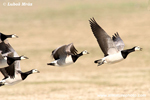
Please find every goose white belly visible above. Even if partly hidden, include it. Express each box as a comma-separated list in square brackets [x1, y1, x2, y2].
[56, 55, 74, 66]
[104, 52, 124, 64]
[3, 74, 22, 85]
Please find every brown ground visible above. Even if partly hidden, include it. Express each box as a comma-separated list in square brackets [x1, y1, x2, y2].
[0, 0, 150, 100]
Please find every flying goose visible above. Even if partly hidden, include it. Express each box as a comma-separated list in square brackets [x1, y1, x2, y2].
[0, 68, 40, 86]
[0, 54, 29, 78]
[89, 18, 142, 66]
[0, 54, 39, 86]
[47, 43, 89, 66]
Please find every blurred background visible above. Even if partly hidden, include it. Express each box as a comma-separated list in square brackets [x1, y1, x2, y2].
[0, 0, 150, 100]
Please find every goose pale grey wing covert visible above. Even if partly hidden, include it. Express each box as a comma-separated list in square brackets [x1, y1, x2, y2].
[112, 32, 125, 51]
[89, 18, 118, 56]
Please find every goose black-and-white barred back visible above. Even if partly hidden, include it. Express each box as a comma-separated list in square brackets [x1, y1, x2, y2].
[89, 18, 142, 66]
[47, 43, 89, 66]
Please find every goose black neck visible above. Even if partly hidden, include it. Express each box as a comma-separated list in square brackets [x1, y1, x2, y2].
[7, 57, 21, 65]
[21, 70, 33, 80]
[121, 47, 135, 59]
[71, 52, 83, 62]
[0, 33, 12, 41]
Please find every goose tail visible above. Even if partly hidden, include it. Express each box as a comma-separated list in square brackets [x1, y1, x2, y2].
[47, 63, 55, 66]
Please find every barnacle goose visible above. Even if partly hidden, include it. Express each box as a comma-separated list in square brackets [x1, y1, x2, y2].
[89, 18, 142, 66]
[47, 43, 89, 66]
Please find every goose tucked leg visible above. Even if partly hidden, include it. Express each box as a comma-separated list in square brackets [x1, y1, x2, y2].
[0, 80, 5, 86]
[94, 59, 105, 66]
[47, 60, 58, 66]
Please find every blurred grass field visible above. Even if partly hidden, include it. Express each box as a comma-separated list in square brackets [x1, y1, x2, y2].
[0, 0, 150, 100]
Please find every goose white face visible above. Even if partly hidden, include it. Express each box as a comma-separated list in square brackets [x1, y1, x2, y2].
[135, 46, 142, 51]
[32, 69, 40, 73]
[82, 50, 89, 55]
[11, 34, 18, 38]
[4, 56, 7, 60]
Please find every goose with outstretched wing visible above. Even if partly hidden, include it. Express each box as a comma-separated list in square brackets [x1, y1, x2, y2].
[89, 18, 142, 66]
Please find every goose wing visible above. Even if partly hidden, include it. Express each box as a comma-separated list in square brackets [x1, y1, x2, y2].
[0, 53, 7, 68]
[0, 52, 14, 68]
[0, 37, 20, 78]
[0, 68, 9, 78]
[0, 52, 20, 79]
[0, 40, 15, 54]
[112, 32, 125, 51]
[8, 52, 21, 75]
[52, 45, 67, 60]
[1, 41, 21, 70]
[0, 42, 12, 54]
[52, 43, 78, 60]
[89, 18, 118, 56]
[2, 63, 15, 78]
[65, 43, 78, 55]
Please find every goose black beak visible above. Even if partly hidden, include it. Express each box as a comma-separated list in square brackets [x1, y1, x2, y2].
[15, 35, 19, 38]
[140, 48, 143, 51]
[24, 56, 29, 59]
[21, 55, 29, 59]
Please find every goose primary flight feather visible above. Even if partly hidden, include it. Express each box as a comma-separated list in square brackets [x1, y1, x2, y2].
[89, 18, 142, 66]
[47, 43, 89, 66]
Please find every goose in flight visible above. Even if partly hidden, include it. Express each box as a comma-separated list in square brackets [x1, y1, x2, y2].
[0, 54, 39, 86]
[47, 43, 89, 66]
[89, 18, 142, 66]
[0, 68, 40, 86]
